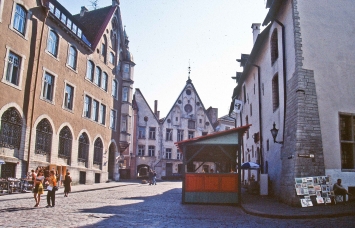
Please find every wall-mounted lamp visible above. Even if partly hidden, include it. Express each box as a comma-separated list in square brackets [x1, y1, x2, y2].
[270, 122, 283, 144]
[298, 154, 314, 158]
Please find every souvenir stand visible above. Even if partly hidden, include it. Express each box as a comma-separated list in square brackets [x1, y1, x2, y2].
[175, 125, 250, 205]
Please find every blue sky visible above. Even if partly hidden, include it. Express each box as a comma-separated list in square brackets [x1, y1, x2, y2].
[58, 0, 268, 117]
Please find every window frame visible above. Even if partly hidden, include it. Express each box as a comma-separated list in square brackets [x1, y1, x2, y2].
[67, 45, 78, 70]
[165, 148, 172, 159]
[272, 74, 279, 112]
[166, 128, 173, 141]
[112, 79, 118, 99]
[188, 131, 194, 139]
[122, 87, 129, 102]
[149, 127, 156, 140]
[138, 145, 145, 156]
[11, 3, 28, 37]
[63, 81, 75, 111]
[102, 72, 108, 91]
[148, 145, 155, 157]
[177, 129, 184, 142]
[94, 66, 101, 87]
[339, 113, 355, 170]
[86, 60, 94, 82]
[138, 126, 146, 139]
[99, 103, 106, 125]
[46, 30, 59, 57]
[35, 118, 53, 155]
[109, 109, 117, 130]
[40, 69, 57, 104]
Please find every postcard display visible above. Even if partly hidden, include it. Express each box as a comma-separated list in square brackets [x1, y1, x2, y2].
[295, 176, 332, 207]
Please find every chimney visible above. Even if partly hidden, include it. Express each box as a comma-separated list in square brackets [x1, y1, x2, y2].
[154, 100, 158, 117]
[112, 0, 120, 6]
[157, 111, 160, 120]
[251, 23, 261, 45]
[80, 6, 88, 17]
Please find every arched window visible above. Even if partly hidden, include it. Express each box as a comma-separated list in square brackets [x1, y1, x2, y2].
[0, 107, 22, 149]
[78, 133, 89, 163]
[95, 66, 101, 86]
[47, 30, 59, 57]
[93, 138, 103, 165]
[58, 126, 72, 159]
[271, 29, 278, 65]
[67, 46, 77, 70]
[101, 35, 107, 63]
[35, 119, 52, 154]
[102, 72, 108, 91]
[86, 60, 94, 81]
[112, 79, 118, 98]
[272, 74, 279, 112]
[13, 4, 27, 34]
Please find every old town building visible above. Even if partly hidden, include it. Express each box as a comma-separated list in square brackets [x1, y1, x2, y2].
[230, 0, 355, 205]
[130, 77, 217, 179]
[0, 0, 134, 184]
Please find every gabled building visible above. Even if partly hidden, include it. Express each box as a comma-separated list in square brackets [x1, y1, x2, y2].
[230, 0, 355, 205]
[0, 0, 134, 184]
[131, 78, 216, 179]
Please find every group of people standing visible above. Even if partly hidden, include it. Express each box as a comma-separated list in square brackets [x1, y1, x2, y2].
[31, 168, 72, 208]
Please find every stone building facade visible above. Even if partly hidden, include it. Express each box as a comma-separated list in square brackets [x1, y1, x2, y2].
[131, 78, 216, 179]
[230, 0, 355, 205]
[0, 0, 134, 184]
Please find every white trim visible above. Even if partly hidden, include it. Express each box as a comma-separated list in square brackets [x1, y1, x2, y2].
[62, 80, 76, 113]
[1, 45, 26, 90]
[40, 67, 58, 105]
[9, 1, 31, 40]
[45, 28, 62, 61]
[0, 0, 5, 23]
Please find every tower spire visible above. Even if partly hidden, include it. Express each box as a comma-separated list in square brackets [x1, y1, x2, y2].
[186, 60, 192, 84]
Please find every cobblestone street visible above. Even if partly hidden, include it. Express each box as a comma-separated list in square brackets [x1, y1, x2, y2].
[0, 181, 354, 227]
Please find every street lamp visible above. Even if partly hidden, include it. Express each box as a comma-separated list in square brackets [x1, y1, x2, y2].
[270, 122, 283, 144]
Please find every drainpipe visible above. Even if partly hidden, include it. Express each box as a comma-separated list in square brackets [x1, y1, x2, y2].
[26, 6, 49, 173]
[274, 19, 287, 143]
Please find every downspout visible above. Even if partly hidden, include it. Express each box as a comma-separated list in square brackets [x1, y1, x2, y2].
[26, 6, 49, 173]
[253, 64, 263, 174]
[275, 19, 287, 143]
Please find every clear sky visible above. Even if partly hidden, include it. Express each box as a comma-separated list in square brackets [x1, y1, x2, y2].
[58, 0, 268, 118]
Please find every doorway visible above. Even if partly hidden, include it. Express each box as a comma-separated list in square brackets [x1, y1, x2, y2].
[166, 163, 172, 176]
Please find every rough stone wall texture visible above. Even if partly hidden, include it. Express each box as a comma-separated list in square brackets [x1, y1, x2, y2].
[280, 0, 325, 205]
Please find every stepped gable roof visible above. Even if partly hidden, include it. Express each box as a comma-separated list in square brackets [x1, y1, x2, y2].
[163, 79, 213, 126]
[73, 5, 116, 48]
[134, 89, 160, 122]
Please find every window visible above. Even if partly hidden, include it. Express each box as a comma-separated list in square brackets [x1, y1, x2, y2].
[166, 129, 173, 141]
[110, 109, 117, 129]
[67, 46, 77, 70]
[177, 150, 182, 160]
[35, 118, 52, 155]
[188, 120, 195, 129]
[92, 100, 99, 122]
[13, 4, 26, 35]
[272, 74, 279, 112]
[250, 103, 252, 116]
[101, 36, 107, 63]
[42, 72, 54, 101]
[64, 84, 74, 110]
[246, 116, 249, 138]
[148, 146, 155, 156]
[177, 129, 184, 141]
[86, 61, 94, 81]
[84, 95, 92, 118]
[188, 131, 194, 139]
[123, 63, 130, 79]
[138, 126, 146, 139]
[102, 72, 108, 91]
[112, 79, 118, 98]
[0, 107, 22, 149]
[78, 133, 89, 163]
[340, 114, 355, 169]
[47, 30, 59, 57]
[165, 148, 172, 159]
[99, 104, 106, 124]
[267, 139, 269, 151]
[149, 127, 156, 139]
[138, 145, 145, 156]
[121, 115, 127, 132]
[95, 66, 101, 87]
[5, 52, 21, 86]
[122, 87, 128, 102]
[58, 126, 72, 159]
[109, 52, 115, 64]
[271, 29, 278, 65]
[93, 138, 103, 165]
[243, 84, 247, 104]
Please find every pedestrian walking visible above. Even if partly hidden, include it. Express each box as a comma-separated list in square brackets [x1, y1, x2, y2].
[64, 171, 72, 197]
[31, 169, 37, 205]
[148, 169, 154, 185]
[34, 170, 45, 207]
[46, 170, 57, 208]
[153, 170, 157, 185]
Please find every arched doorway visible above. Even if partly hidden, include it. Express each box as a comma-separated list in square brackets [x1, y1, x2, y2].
[108, 143, 117, 180]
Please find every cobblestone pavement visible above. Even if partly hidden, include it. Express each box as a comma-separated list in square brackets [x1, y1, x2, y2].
[0, 181, 354, 227]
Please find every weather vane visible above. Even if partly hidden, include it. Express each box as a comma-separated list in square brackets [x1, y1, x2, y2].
[188, 59, 191, 80]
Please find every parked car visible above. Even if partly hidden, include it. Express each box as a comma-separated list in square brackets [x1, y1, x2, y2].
[161, 173, 182, 181]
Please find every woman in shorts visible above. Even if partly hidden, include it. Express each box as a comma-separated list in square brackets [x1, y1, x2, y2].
[34, 170, 45, 207]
